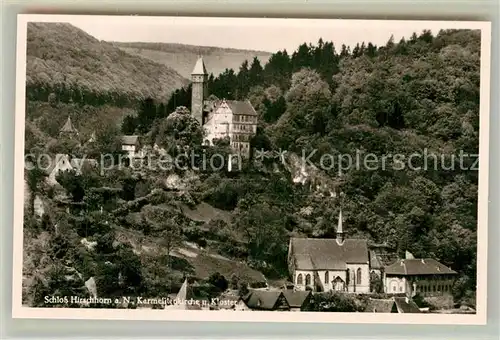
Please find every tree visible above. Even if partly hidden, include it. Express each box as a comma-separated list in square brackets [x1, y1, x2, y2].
[208, 272, 229, 292]
[26, 166, 47, 215]
[142, 205, 183, 268]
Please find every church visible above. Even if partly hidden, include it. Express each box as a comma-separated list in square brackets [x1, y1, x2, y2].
[287, 210, 371, 293]
[190, 57, 258, 156]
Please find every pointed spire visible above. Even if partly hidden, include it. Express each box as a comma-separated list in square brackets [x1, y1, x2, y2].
[191, 56, 207, 75]
[60, 116, 77, 134]
[336, 208, 345, 246]
[337, 208, 343, 234]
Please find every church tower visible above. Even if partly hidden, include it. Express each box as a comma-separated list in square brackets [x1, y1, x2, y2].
[191, 57, 208, 125]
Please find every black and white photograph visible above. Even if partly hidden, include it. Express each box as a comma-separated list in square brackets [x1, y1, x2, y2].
[12, 15, 491, 324]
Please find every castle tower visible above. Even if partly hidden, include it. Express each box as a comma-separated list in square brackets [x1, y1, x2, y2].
[336, 208, 345, 246]
[191, 56, 208, 125]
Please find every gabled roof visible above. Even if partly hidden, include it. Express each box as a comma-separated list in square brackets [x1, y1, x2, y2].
[384, 258, 457, 276]
[172, 279, 202, 310]
[226, 100, 258, 116]
[364, 297, 421, 313]
[364, 298, 397, 313]
[60, 116, 77, 133]
[217, 293, 243, 310]
[243, 290, 289, 310]
[191, 57, 207, 75]
[393, 297, 421, 313]
[121, 135, 139, 145]
[290, 238, 369, 270]
[282, 290, 311, 309]
[369, 251, 384, 270]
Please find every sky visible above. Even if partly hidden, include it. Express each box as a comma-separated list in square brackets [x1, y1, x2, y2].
[28, 15, 482, 53]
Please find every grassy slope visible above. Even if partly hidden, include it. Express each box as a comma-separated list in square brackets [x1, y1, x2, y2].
[26, 23, 189, 101]
[112, 42, 272, 78]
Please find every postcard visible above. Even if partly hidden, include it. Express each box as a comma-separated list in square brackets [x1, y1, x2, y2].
[12, 14, 491, 324]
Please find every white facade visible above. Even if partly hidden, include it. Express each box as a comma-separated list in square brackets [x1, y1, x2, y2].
[383, 274, 456, 297]
[203, 100, 257, 156]
[292, 265, 370, 293]
[48, 154, 74, 185]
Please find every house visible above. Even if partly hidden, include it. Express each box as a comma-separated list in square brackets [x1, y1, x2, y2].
[47, 154, 98, 185]
[190, 57, 258, 156]
[364, 297, 421, 313]
[242, 290, 290, 311]
[121, 135, 142, 158]
[383, 253, 457, 297]
[287, 210, 370, 293]
[282, 290, 312, 312]
[216, 293, 249, 311]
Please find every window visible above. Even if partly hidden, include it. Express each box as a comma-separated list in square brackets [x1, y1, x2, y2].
[399, 286, 403, 292]
[356, 268, 362, 285]
[296, 274, 303, 285]
[325, 272, 329, 284]
[392, 285, 396, 292]
[305, 274, 311, 286]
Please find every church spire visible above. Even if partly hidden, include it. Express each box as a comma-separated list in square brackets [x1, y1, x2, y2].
[336, 208, 345, 245]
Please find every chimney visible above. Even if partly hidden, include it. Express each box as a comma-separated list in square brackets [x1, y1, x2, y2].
[336, 209, 345, 246]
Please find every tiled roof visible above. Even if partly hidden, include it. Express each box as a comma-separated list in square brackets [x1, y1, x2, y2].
[121, 135, 139, 145]
[243, 290, 288, 310]
[282, 290, 311, 308]
[364, 297, 421, 313]
[290, 238, 369, 270]
[393, 297, 421, 313]
[226, 100, 258, 116]
[369, 251, 384, 269]
[191, 57, 207, 75]
[364, 298, 397, 313]
[217, 294, 242, 310]
[384, 258, 457, 276]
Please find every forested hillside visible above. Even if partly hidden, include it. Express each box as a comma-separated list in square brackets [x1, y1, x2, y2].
[112, 42, 272, 78]
[26, 23, 188, 107]
[23, 28, 481, 310]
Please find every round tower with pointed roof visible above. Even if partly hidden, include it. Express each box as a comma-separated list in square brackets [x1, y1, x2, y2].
[191, 56, 208, 125]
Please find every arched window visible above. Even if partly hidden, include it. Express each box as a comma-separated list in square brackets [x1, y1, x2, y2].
[296, 274, 303, 285]
[356, 268, 362, 285]
[305, 274, 311, 286]
[324, 271, 329, 284]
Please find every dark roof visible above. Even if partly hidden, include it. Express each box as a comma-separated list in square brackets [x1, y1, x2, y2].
[369, 251, 384, 269]
[364, 298, 397, 313]
[393, 297, 421, 313]
[290, 238, 369, 270]
[384, 258, 457, 276]
[244, 290, 288, 310]
[121, 135, 139, 145]
[217, 294, 243, 310]
[282, 290, 311, 308]
[226, 100, 258, 116]
[365, 297, 421, 313]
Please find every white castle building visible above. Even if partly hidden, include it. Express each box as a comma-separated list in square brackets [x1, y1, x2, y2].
[190, 57, 258, 156]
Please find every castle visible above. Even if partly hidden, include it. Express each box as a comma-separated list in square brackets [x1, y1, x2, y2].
[190, 57, 258, 156]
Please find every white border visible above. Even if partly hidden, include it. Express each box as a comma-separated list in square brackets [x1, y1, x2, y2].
[12, 14, 491, 325]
